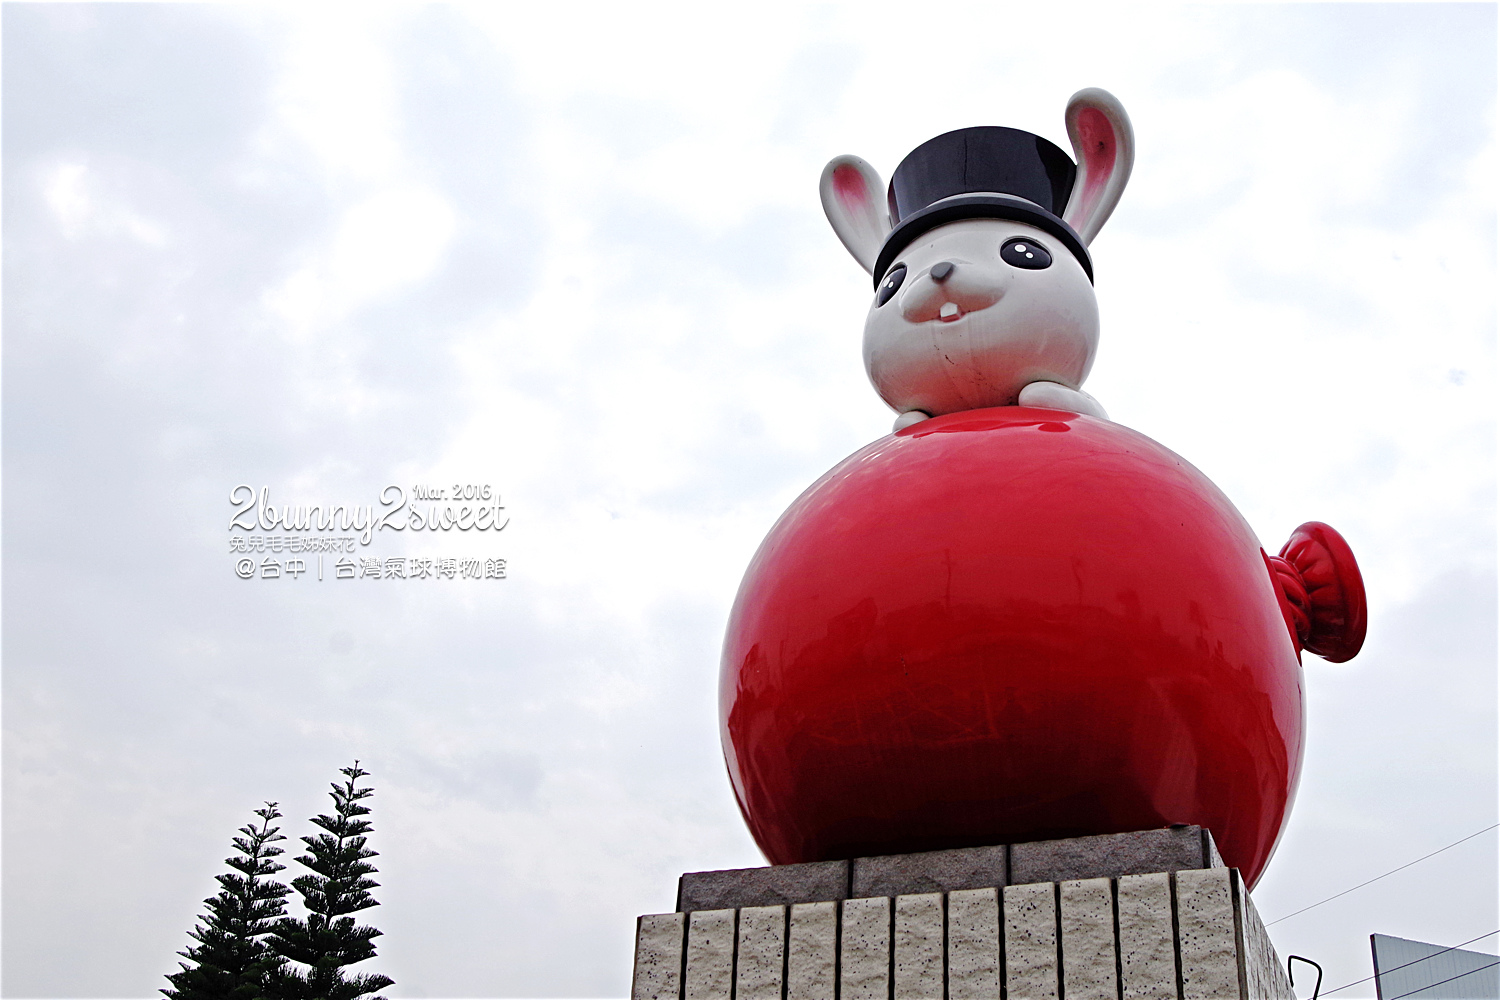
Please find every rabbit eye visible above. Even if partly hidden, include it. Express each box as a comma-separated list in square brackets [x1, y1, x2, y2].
[1001, 239, 1052, 270]
[877, 264, 907, 306]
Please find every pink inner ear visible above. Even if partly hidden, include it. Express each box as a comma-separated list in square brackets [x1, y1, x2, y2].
[1075, 106, 1116, 212]
[833, 163, 869, 212]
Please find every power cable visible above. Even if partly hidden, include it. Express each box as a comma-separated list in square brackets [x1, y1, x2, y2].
[1266, 823, 1499, 926]
[1318, 929, 1499, 997]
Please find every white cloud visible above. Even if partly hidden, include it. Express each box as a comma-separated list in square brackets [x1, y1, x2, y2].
[266, 185, 457, 337]
[44, 161, 167, 245]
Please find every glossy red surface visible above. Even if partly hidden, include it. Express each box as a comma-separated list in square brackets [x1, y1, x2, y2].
[721, 407, 1305, 888]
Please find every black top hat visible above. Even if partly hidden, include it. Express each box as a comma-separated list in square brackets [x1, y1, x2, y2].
[873, 126, 1092, 287]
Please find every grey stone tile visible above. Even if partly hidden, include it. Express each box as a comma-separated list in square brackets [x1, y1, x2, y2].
[893, 893, 945, 999]
[1175, 868, 1241, 1000]
[853, 844, 1008, 898]
[631, 912, 686, 1000]
[786, 900, 837, 1000]
[1202, 828, 1225, 868]
[1004, 882, 1059, 999]
[1236, 874, 1294, 1000]
[735, 905, 786, 1000]
[947, 887, 1001, 1000]
[841, 896, 892, 1000]
[677, 859, 849, 912]
[1117, 873, 1178, 999]
[684, 908, 736, 1000]
[1011, 826, 1212, 884]
[1060, 877, 1118, 1000]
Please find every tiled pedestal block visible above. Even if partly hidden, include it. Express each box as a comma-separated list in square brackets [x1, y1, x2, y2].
[634, 829, 1292, 999]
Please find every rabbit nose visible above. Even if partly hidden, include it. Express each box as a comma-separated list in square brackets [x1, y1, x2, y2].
[899, 259, 1003, 323]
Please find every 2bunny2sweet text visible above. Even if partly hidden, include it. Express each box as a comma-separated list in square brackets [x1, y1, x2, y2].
[228, 484, 508, 547]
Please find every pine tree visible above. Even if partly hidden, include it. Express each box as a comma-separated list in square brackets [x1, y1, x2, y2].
[162, 803, 291, 999]
[265, 763, 394, 999]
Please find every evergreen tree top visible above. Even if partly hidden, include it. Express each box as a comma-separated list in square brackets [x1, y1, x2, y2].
[162, 802, 291, 1000]
[266, 761, 394, 998]
[291, 763, 382, 917]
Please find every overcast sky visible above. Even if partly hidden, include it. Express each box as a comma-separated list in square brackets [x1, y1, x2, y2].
[2, 3, 1495, 998]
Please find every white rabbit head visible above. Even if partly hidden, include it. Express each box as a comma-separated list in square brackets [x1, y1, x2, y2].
[821, 89, 1134, 427]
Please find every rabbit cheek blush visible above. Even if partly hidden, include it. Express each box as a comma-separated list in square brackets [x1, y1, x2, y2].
[722, 88, 1369, 890]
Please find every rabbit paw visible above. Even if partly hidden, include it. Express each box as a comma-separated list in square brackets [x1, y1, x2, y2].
[1018, 381, 1108, 420]
[893, 410, 931, 432]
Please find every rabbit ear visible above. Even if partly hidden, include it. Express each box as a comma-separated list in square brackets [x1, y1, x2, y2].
[1062, 88, 1134, 245]
[820, 155, 891, 274]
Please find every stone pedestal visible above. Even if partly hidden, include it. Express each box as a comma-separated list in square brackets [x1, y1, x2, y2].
[631, 827, 1292, 999]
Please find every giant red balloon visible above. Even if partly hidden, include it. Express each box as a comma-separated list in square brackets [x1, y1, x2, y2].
[721, 407, 1307, 888]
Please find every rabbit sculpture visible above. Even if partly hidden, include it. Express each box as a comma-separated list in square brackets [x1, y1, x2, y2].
[717, 88, 1368, 888]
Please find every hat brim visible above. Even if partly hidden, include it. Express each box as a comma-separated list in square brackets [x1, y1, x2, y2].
[872, 193, 1093, 289]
